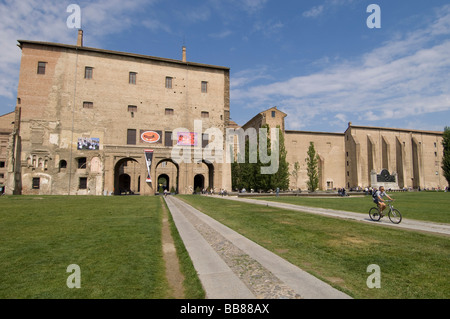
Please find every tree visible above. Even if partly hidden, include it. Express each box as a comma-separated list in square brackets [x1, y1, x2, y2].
[271, 125, 290, 190]
[291, 161, 300, 190]
[442, 126, 450, 188]
[306, 142, 320, 192]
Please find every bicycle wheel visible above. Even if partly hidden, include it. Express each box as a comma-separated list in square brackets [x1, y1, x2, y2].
[369, 207, 381, 221]
[389, 209, 402, 224]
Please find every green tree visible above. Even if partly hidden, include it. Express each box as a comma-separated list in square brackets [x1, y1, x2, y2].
[271, 125, 290, 190]
[442, 126, 450, 188]
[306, 142, 320, 192]
[291, 161, 300, 190]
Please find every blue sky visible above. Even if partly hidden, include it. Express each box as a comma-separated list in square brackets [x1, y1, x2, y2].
[0, 0, 449, 132]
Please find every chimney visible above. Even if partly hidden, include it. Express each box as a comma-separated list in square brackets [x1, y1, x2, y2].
[182, 46, 187, 62]
[77, 29, 83, 47]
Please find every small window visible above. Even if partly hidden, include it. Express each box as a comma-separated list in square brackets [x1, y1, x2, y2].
[37, 62, 47, 75]
[128, 105, 137, 113]
[0, 173, 4, 179]
[201, 81, 208, 93]
[59, 160, 67, 169]
[271, 111, 276, 118]
[79, 177, 88, 190]
[77, 158, 87, 169]
[129, 72, 137, 84]
[0, 161, 5, 168]
[85, 67, 93, 79]
[165, 131, 173, 147]
[201, 111, 209, 118]
[32, 177, 40, 189]
[127, 129, 137, 145]
[83, 101, 93, 109]
[202, 133, 209, 148]
[165, 108, 174, 116]
[165, 77, 173, 89]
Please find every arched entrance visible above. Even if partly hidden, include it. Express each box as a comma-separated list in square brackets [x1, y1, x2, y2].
[158, 174, 170, 192]
[155, 159, 179, 194]
[114, 158, 140, 195]
[194, 174, 205, 192]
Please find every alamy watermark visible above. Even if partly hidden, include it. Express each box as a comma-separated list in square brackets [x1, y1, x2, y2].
[366, 264, 381, 289]
[66, 264, 81, 289]
[170, 120, 281, 175]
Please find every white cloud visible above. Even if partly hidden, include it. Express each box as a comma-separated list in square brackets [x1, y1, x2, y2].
[232, 5, 450, 131]
[303, 5, 324, 18]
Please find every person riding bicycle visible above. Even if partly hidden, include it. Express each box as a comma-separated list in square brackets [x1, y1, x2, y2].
[373, 186, 393, 217]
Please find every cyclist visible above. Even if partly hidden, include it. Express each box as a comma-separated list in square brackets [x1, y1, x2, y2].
[373, 186, 393, 217]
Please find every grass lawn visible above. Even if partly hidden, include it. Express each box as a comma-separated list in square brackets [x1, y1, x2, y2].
[258, 192, 450, 224]
[0, 195, 202, 299]
[180, 195, 450, 299]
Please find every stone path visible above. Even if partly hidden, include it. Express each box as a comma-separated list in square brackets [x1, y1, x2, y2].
[164, 196, 351, 299]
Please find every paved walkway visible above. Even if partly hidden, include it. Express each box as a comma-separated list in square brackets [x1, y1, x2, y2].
[164, 196, 351, 299]
[216, 196, 450, 236]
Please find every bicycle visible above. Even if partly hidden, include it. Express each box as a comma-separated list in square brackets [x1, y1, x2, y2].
[369, 200, 402, 224]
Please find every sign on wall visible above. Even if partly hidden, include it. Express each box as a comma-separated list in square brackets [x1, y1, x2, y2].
[77, 138, 100, 150]
[140, 130, 162, 144]
[144, 149, 153, 183]
[177, 132, 198, 146]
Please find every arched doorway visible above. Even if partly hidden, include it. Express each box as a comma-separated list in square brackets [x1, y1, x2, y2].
[114, 158, 140, 195]
[155, 159, 179, 194]
[158, 174, 170, 193]
[194, 174, 205, 192]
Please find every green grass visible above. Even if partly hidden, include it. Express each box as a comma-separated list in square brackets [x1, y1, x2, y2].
[180, 195, 450, 299]
[0, 195, 195, 299]
[257, 192, 450, 224]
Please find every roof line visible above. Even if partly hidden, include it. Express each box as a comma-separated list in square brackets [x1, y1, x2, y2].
[17, 40, 230, 71]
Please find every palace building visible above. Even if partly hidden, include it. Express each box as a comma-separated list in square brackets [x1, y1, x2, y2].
[3, 30, 231, 195]
[0, 32, 446, 195]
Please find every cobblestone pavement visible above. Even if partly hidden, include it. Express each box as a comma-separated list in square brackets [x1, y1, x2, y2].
[182, 206, 302, 299]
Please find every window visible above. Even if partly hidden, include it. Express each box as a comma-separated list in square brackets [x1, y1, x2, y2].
[201, 111, 209, 118]
[0, 161, 5, 168]
[165, 131, 173, 147]
[37, 62, 47, 75]
[77, 158, 87, 169]
[79, 177, 88, 190]
[83, 101, 93, 109]
[165, 108, 174, 116]
[32, 177, 40, 189]
[201, 81, 208, 93]
[85, 67, 93, 79]
[59, 160, 67, 169]
[129, 72, 137, 84]
[202, 133, 209, 148]
[271, 111, 276, 118]
[128, 105, 137, 113]
[165, 77, 173, 89]
[0, 174, 4, 179]
[127, 129, 137, 145]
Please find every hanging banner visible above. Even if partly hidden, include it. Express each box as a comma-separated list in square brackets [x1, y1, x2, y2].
[144, 149, 153, 183]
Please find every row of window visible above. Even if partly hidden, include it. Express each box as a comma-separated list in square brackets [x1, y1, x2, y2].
[37, 62, 209, 92]
[82, 102, 210, 119]
[32, 177, 87, 190]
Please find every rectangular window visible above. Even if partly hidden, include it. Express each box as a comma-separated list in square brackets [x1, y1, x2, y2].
[128, 105, 137, 113]
[201, 111, 209, 118]
[0, 161, 5, 168]
[129, 72, 137, 84]
[77, 158, 87, 169]
[83, 101, 93, 109]
[271, 111, 276, 118]
[165, 108, 174, 115]
[37, 62, 47, 75]
[0, 173, 4, 179]
[85, 67, 93, 79]
[32, 177, 40, 189]
[165, 131, 173, 147]
[201, 81, 208, 93]
[165, 77, 173, 89]
[127, 129, 137, 145]
[79, 177, 88, 190]
[202, 133, 209, 149]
